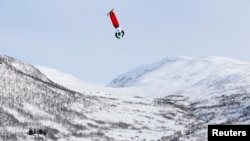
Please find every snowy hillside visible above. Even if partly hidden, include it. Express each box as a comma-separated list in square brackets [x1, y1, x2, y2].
[38, 56, 250, 141]
[35, 66, 104, 95]
[108, 56, 250, 97]
[106, 56, 250, 140]
[108, 56, 250, 88]
[0, 54, 198, 141]
[0, 54, 147, 141]
[1, 54, 250, 141]
[38, 56, 250, 140]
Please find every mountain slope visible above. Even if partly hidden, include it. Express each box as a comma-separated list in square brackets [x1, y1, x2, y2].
[108, 56, 250, 98]
[0, 55, 115, 140]
[1, 54, 250, 141]
[108, 56, 250, 88]
[39, 56, 250, 140]
[1, 54, 200, 141]
[106, 56, 250, 140]
[35, 66, 104, 95]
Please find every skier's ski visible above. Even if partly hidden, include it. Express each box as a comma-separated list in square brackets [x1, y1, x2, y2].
[107, 8, 114, 16]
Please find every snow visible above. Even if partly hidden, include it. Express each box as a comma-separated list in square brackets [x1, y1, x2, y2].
[40, 120, 70, 135]
[23, 103, 54, 119]
[35, 66, 104, 94]
[104, 56, 250, 99]
[1, 54, 250, 141]
[34, 56, 250, 140]
[2, 106, 27, 123]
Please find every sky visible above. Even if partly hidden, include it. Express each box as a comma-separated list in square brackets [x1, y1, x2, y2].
[0, 0, 250, 84]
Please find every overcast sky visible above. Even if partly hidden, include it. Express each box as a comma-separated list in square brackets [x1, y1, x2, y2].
[0, 0, 250, 84]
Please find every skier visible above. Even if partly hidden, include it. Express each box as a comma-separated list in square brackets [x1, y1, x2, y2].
[107, 9, 125, 39]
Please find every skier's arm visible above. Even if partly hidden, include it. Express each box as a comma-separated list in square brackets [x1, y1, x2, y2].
[115, 32, 120, 39]
[121, 30, 125, 37]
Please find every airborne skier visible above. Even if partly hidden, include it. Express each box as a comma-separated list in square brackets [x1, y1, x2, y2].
[107, 9, 125, 39]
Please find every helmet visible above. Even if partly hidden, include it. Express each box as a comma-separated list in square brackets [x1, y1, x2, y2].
[117, 32, 122, 37]
[115, 28, 125, 39]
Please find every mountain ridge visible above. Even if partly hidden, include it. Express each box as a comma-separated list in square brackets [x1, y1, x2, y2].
[108, 56, 250, 88]
[1, 54, 250, 141]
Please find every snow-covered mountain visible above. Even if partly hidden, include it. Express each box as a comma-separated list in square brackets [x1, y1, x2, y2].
[0, 54, 116, 141]
[0, 54, 195, 141]
[106, 56, 250, 139]
[35, 66, 104, 95]
[108, 56, 250, 88]
[1, 54, 250, 141]
[108, 56, 250, 97]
